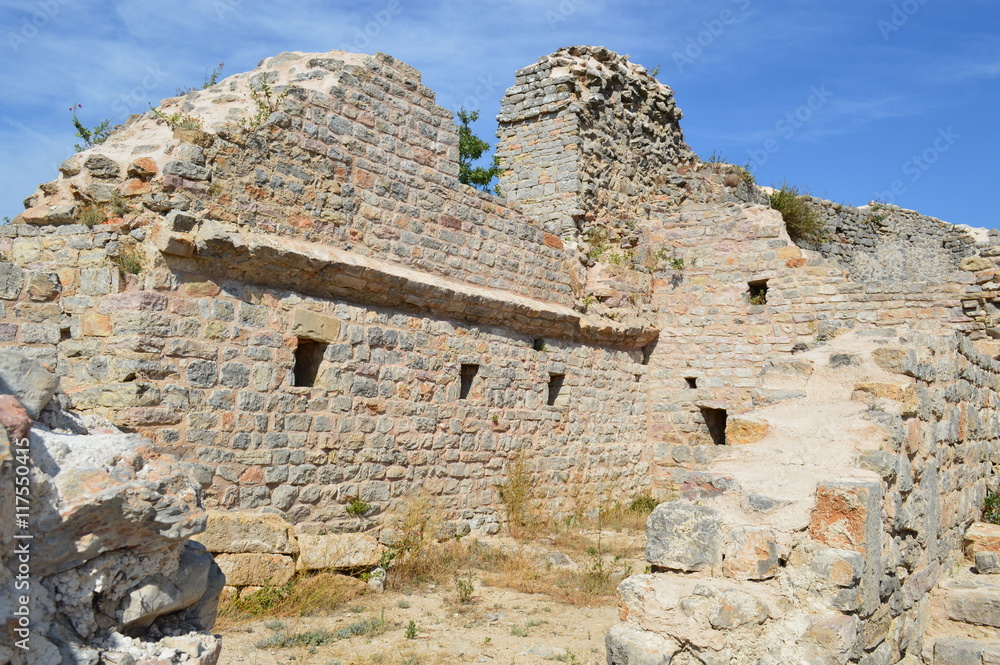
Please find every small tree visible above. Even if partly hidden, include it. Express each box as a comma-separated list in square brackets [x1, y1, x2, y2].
[457, 108, 502, 194]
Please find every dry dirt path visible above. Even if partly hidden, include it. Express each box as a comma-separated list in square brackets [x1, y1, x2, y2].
[218, 582, 618, 665]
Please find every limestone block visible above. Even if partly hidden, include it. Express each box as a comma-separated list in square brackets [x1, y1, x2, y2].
[976, 552, 1000, 575]
[946, 585, 1000, 627]
[725, 415, 769, 445]
[292, 308, 342, 342]
[120, 541, 221, 629]
[809, 481, 882, 555]
[296, 533, 385, 571]
[723, 527, 779, 580]
[18, 204, 78, 225]
[960, 256, 993, 272]
[802, 614, 858, 665]
[707, 589, 769, 630]
[215, 553, 295, 586]
[0, 262, 25, 299]
[934, 637, 1000, 665]
[0, 349, 59, 418]
[646, 502, 722, 571]
[605, 624, 679, 665]
[194, 511, 297, 554]
[33, 429, 207, 576]
[811, 549, 863, 587]
[152, 224, 196, 258]
[965, 522, 1000, 559]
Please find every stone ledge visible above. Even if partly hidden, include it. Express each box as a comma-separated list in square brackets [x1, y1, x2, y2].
[157, 218, 659, 350]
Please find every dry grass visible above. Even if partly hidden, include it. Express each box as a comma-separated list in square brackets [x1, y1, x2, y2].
[217, 572, 366, 627]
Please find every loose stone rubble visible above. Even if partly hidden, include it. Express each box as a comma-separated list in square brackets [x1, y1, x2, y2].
[2, 45, 998, 662]
[0, 350, 222, 664]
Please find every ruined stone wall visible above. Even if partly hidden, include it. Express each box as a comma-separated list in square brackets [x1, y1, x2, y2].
[624, 197, 979, 497]
[609, 329, 1000, 664]
[812, 199, 982, 283]
[496, 46, 696, 238]
[30, 50, 577, 307]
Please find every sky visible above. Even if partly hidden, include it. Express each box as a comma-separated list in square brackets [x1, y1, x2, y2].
[1, 0, 998, 229]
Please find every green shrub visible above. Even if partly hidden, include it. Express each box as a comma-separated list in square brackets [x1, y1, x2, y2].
[769, 184, 825, 244]
[985, 491, 1000, 524]
[346, 496, 370, 516]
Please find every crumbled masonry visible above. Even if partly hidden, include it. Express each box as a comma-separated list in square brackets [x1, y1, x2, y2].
[1, 45, 998, 663]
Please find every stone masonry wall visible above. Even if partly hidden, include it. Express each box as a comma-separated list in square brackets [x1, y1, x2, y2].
[627, 196, 980, 497]
[24, 50, 577, 307]
[0, 223, 650, 534]
[609, 329, 1000, 664]
[496, 46, 696, 238]
[811, 199, 982, 284]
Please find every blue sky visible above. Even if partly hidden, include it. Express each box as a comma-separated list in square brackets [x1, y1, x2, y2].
[1, 0, 998, 229]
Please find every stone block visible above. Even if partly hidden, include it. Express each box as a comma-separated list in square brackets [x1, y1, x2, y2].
[802, 614, 858, 665]
[811, 549, 863, 587]
[153, 224, 196, 257]
[725, 415, 769, 445]
[292, 308, 342, 342]
[976, 552, 1000, 575]
[605, 624, 678, 665]
[194, 511, 297, 554]
[646, 501, 722, 571]
[966, 522, 1000, 559]
[934, 638, 996, 665]
[296, 533, 384, 571]
[0, 349, 59, 418]
[810, 481, 882, 555]
[723, 526, 779, 580]
[215, 553, 295, 587]
[707, 589, 769, 629]
[946, 585, 1000, 628]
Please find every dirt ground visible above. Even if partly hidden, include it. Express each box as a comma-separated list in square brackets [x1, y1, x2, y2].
[217, 583, 618, 665]
[215, 532, 644, 665]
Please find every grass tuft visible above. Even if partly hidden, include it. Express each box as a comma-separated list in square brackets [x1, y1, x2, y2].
[769, 183, 826, 244]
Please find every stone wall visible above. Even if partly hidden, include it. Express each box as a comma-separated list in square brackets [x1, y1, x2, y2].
[0, 221, 651, 534]
[812, 199, 982, 284]
[609, 329, 1000, 664]
[6, 45, 1000, 663]
[496, 46, 696, 238]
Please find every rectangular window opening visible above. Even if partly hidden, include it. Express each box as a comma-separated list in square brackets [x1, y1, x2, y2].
[533, 338, 546, 352]
[748, 279, 768, 305]
[685, 377, 698, 389]
[293, 338, 327, 387]
[547, 373, 565, 407]
[699, 407, 728, 446]
[459, 364, 479, 400]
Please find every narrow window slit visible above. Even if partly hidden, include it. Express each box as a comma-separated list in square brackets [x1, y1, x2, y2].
[699, 407, 728, 446]
[459, 364, 479, 400]
[547, 373, 565, 406]
[685, 377, 698, 389]
[293, 339, 327, 387]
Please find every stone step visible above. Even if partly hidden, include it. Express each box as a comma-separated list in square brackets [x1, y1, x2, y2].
[934, 637, 1000, 665]
[940, 575, 1000, 629]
